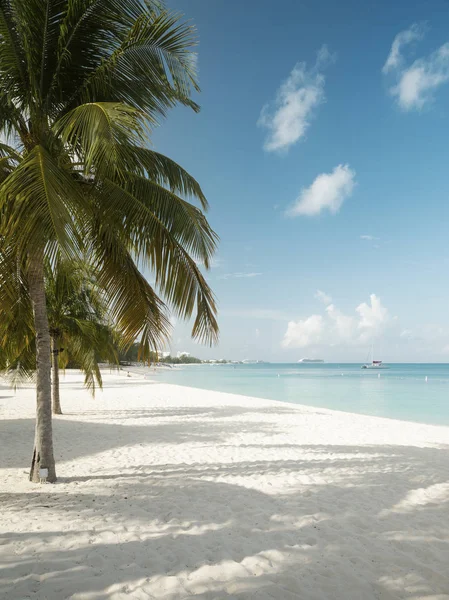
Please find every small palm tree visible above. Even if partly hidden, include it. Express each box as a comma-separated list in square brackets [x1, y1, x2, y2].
[0, 255, 119, 414]
[46, 259, 118, 415]
[0, 1, 218, 482]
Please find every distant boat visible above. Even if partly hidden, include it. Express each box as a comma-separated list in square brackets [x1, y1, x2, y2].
[242, 359, 267, 364]
[361, 345, 387, 369]
[361, 360, 386, 369]
[298, 358, 324, 363]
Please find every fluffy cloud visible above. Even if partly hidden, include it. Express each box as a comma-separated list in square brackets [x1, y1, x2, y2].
[282, 315, 324, 348]
[382, 24, 425, 74]
[258, 45, 333, 152]
[360, 234, 379, 241]
[287, 164, 356, 217]
[282, 294, 392, 349]
[383, 25, 449, 110]
[326, 303, 358, 341]
[356, 294, 390, 340]
[315, 289, 332, 306]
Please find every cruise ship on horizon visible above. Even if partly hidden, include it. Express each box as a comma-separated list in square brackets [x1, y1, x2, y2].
[298, 358, 324, 363]
[242, 359, 267, 364]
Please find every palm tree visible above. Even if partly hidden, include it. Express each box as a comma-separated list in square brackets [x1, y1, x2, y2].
[46, 258, 118, 415]
[0, 1, 218, 483]
[0, 255, 119, 414]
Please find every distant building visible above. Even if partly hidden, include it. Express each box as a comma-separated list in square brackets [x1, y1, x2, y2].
[177, 351, 191, 358]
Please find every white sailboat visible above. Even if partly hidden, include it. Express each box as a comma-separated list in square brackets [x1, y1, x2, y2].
[361, 344, 387, 369]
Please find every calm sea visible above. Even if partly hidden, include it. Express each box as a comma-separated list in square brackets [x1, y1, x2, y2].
[136, 363, 449, 426]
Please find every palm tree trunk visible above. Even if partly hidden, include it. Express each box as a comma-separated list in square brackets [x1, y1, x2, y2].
[52, 337, 62, 415]
[28, 254, 57, 483]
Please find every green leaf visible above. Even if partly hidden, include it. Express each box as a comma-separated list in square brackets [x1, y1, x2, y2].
[0, 145, 86, 258]
[54, 101, 146, 178]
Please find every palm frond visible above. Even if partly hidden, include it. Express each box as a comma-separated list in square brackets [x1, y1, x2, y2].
[0, 250, 120, 391]
[88, 218, 171, 359]
[0, 0, 28, 100]
[121, 146, 208, 209]
[53, 101, 146, 179]
[0, 145, 86, 258]
[124, 174, 216, 263]
[0, 236, 35, 386]
[64, 8, 199, 117]
[91, 178, 218, 345]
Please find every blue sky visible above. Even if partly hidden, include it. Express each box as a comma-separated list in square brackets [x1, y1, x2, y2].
[152, 0, 449, 362]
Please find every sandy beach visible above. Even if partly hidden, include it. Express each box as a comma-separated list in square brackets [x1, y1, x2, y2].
[1, 370, 449, 600]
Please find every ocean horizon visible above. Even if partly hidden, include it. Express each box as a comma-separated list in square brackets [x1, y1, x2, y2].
[133, 362, 449, 427]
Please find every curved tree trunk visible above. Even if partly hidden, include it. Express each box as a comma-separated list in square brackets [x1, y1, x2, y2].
[28, 254, 57, 483]
[52, 337, 62, 415]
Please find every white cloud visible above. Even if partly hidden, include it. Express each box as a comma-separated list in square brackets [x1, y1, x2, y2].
[326, 304, 358, 341]
[282, 293, 392, 349]
[393, 47, 449, 110]
[382, 24, 425, 74]
[218, 272, 262, 280]
[356, 294, 390, 340]
[287, 164, 356, 217]
[282, 315, 324, 348]
[383, 25, 449, 110]
[258, 45, 334, 152]
[315, 289, 332, 306]
[360, 234, 379, 241]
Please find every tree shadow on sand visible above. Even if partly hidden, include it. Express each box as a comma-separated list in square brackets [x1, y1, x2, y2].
[0, 411, 287, 469]
[1, 427, 449, 599]
[0, 396, 325, 470]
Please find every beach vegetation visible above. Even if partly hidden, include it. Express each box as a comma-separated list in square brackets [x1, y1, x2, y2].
[0, 254, 118, 414]
[0, 0, 218, 482]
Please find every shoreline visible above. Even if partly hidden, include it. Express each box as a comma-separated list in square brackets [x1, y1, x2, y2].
[125, 365, 449, 429]
[1, 371, 449, 599]
[5, 366, 449, 433]
[156, 380, 449, 433]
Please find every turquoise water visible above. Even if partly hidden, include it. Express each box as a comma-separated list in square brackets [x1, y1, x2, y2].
[144, 363, 449, 426]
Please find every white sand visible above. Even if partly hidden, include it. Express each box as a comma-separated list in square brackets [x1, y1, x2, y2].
[1, 371, 449, 600]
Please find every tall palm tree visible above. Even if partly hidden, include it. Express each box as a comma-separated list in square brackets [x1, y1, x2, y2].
[0, 0, 218, 483]
[0, 255, 119, 415]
